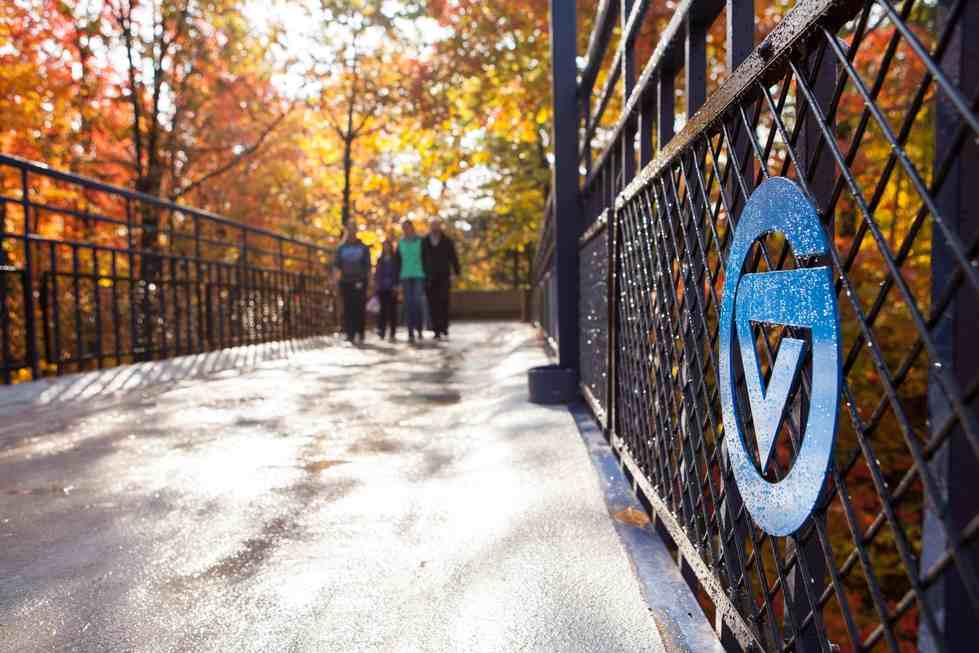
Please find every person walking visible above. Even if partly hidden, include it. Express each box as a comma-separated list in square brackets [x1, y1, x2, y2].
[398, 219, 426, 343]
[334, 226, 371, 343]
[422, 218, 461, 339]
[374, 239, 400, 341]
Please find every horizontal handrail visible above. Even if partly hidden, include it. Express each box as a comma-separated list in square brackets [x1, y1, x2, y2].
[0, 153, 333, 255]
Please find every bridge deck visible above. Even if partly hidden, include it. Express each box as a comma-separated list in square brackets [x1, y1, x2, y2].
[0, 323, 673, 652]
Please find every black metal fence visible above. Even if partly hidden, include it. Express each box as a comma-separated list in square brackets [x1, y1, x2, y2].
[536, 0, 979, 650]
[0, 154, 336, 384]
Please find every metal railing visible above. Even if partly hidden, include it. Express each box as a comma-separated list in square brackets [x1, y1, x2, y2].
[537, 0, 979, 650]
[0, 154, 336, 384]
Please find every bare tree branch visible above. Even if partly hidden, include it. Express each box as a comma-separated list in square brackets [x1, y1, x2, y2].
[170, 110, 291, 200]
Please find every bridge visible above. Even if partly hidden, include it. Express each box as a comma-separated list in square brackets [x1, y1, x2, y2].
[3, 0, 979, 651]
[1, 322, 705, 651]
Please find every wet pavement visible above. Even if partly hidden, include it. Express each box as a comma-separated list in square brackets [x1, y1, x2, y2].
[0, 323, 665, 652]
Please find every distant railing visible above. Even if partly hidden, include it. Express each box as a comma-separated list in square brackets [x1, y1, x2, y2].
[0, 154, 336, 384]
[537, 0, 979, 650]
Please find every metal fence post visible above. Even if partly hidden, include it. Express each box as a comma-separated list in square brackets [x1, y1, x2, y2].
[550, 0, 580, 374]
[658, 69, 675, 151]
[20, 168, 39, 380]
[921, 1, 979, 650]
[621, 0, 636, 186]
[1, 202, 11, 384]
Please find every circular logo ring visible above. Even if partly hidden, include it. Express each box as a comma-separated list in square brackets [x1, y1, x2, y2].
[718, 177, 842, 536]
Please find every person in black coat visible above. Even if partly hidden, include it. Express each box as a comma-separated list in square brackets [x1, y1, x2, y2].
[421, 219, 461, 339]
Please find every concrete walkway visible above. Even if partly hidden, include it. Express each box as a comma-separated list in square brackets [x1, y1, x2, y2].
[0, 323, 668, 652]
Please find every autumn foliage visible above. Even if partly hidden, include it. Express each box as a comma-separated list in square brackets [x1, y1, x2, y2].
[1, 0, 559, 288]
[0, 1, 960, 649]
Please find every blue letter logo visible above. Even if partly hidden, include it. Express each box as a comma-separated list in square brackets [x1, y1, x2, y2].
[718, 177, 841, 536]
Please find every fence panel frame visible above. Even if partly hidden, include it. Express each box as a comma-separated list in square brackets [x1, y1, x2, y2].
[0, 154, 337, 383]
[537, 0, 979, 649]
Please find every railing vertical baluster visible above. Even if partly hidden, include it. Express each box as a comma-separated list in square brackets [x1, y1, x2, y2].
[685, 14, 707, 119]
[50, 241, 60, 373]
[725, 1, 754, 225]
[71, 244, 82, 370]
[0, 202, 11, 384]
[282, 269, 289, 342]
[39, 263, 50, 368]
[727, 0, 754, 71]
[236, 263, 243, 347]
[584, 98, 593, 177]
[258, 266, 265, 345]
[295, 272, 304, 340]
[194, 214, 204, 352]
[639, 90, 656, 167]
[274, 268, 281, 342]
[240, 268, 245, 345]
[302, 244, 311, 338]
[252, 263, 259, 346]
[658, 70, 675, 151]
[799, 49, 836, 218]
[601, 168, 608, 217]
[275, 264, 281, 341]
[621, 0, 636, 188]
[92, 247, 103, 368]
[278, 239, 286, 342]
[126, 198, 137, 361]
[240, 227, 248, 345]
[267, 268, 273, 343]
[228, 261, 235, 347]
[157, 243, 167, 359]
[203, 262, 212, 348]
[183, 258, 192, 352]
[111, 250, 121, 365]
[171, 256, 181, 355]
[265, 265, 272, 343]
[20, 168, 38, 379]
[256, 265, 263, 345]
[218, 263, 227, 349]
[285, 269, 292, 341]
[685, 15, 708, 265]
[231, 263, 239, 346]
[182, 256, 190, 355]
[608, 143, 617, 210]
[275, 240, 281, 341]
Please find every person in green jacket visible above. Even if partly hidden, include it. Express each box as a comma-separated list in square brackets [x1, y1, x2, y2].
[398, 219, 426, 343]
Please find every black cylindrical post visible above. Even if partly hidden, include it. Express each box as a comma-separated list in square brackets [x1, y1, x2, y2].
[549, 0, 580, 372]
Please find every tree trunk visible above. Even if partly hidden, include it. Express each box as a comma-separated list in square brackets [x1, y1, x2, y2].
[342, 136, 353, 228]
[341, 88, 355, 228]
